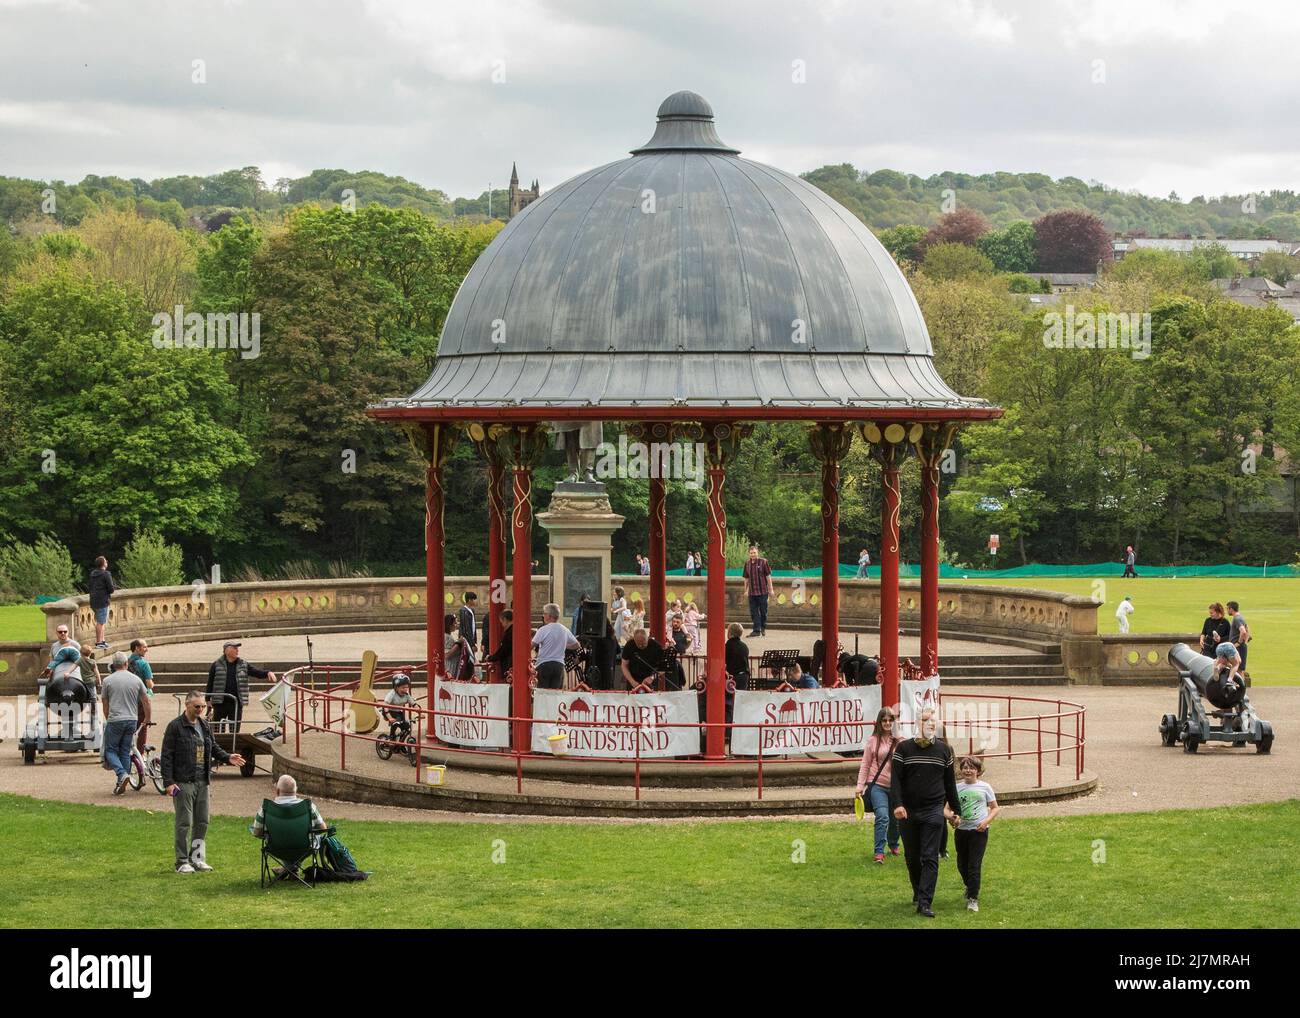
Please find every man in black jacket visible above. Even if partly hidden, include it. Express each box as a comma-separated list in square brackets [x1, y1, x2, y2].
[890, 708, 961, 917]
[206, 640, 275, 732]
[162, 691, 245, 873]
[87, 556, 117, 650]
[485, 609, 513, 681]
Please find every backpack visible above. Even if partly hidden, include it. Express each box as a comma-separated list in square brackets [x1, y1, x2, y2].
[315, 835, 370, 882]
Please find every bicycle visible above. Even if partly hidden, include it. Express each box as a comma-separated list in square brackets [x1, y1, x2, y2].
[375, 713, 419, 767]
[127, 721, 167, 794]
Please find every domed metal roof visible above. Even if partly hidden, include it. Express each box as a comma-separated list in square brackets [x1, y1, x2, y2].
[390, 92, 988, 414]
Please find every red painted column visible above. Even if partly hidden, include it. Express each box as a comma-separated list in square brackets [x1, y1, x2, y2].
[821, 454, 840, 685]
[920, 456, 940, 677]
[511, 462, 534, 749]
[879, 461, 901, 710]
[649, 473, 667, 645]
[705, 459, 727, 759]
[425, 424, 446, 683]
[487, 456, 507, 675]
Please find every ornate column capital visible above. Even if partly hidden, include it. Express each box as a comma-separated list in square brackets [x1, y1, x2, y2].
[699, 421, 750, 469]
[807, 421, 854, 464]
[482, 422, 550, 470]
[400, 421, 459, 469]
[912, 421, 962, 470]
[858, 420, 921, 469]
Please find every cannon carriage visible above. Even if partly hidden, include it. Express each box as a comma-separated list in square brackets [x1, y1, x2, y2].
[1160, 643, 1273, 754]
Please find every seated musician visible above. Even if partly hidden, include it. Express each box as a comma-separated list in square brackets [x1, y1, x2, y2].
[620, 628, 666, 693]
[724, 623, 750, 687]
[838, 650, 879, 686]
[665, 614, 690, 689]
[775, 662, 819, 691]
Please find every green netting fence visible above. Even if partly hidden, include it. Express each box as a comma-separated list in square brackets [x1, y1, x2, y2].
[664, 561, 1300, 579]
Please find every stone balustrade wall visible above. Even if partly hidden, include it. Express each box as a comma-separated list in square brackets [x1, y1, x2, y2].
[0, 576, 1190, 692]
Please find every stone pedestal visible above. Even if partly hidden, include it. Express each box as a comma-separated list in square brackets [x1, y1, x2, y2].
[536, 482, 625, 618]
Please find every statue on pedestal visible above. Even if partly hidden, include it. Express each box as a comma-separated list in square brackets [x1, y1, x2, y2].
[550, 420, 604, 483]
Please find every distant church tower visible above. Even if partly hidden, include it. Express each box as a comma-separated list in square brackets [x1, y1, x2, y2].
[508, 162, 540, 219]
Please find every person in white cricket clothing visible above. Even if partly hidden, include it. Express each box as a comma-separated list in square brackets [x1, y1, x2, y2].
[1115, 595, 1134, 634]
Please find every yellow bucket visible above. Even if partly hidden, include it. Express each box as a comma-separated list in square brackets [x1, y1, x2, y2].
[424, 765, 447, 786]
[546, 732, 569, 756]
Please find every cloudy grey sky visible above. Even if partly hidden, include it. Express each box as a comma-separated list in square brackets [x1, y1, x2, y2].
[1, 0, 1296, 201]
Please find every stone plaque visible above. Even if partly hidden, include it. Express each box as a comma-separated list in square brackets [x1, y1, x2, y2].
[562, 556, 603, 616]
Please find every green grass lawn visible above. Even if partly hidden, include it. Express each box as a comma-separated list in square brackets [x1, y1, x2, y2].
[954, 576, 1297, 684]
[0, 604, 44, 642]
[1, 793, 1295, 928]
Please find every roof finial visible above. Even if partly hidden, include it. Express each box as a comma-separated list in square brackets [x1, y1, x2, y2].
[631, 91, 739, 156]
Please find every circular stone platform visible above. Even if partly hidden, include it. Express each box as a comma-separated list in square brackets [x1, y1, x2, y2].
[4, 685, 1296, 822]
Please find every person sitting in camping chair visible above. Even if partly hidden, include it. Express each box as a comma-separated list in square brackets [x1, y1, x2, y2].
[251, 774, 333, 887]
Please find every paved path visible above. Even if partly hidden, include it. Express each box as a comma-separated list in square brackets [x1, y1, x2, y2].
[144, 628, 1038, 664]
[3, 685, 1295, 824]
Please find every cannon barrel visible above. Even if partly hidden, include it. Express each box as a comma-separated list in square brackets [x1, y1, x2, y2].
[1168, 642, 1216, 692]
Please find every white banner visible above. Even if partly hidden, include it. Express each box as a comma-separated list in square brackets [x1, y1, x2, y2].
[432, 679, 510, 749]
[898, 676, 942, 738]
[731, 686, 882, 756]
[531, 689, 701, 758]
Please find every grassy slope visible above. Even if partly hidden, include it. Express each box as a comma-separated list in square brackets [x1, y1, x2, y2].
[0, 604, 44, 642]
[1, 794, 1295, 928]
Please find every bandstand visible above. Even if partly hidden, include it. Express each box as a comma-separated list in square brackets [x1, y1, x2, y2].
[368, 91, 1002, 761]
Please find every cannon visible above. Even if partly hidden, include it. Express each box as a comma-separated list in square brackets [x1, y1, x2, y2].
[18, 668, 103, 764]
[1160, 643, 1273, 754]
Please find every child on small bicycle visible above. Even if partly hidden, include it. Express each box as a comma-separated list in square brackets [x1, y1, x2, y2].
[382, 673, 415, 743]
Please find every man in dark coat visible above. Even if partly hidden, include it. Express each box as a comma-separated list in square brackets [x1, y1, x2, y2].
[87, 555, 117, 650]
[205, 640, 275, 732]
[890, 708, 962, 917]
[162, 691, 245, 873]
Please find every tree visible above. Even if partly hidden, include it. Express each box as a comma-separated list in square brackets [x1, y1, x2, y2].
[0, 270, 252, 553]
[920, 242, 994, 281]
[978, 221, 1037, 272]
[918, 207, 990, 255]
[1250, 251, 1300, 285]
[1033, 210, 1111, 272]
[75, 208, 197, 312]
[239, 210, 442, 561]
[875, 224, 925, 266]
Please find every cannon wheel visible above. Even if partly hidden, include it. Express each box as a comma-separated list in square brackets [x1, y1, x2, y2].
[21, 743, 35, 765]
[1183, 734, 1200, 754]
[239, 757, 257, 777]
[1159, 715, 1178, 747]
[1257, 723, 1273, 755]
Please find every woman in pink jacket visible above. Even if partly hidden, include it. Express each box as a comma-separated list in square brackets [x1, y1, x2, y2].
[855, 707, 901, 863]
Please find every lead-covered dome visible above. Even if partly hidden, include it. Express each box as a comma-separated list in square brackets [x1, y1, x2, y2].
[396, 92, 984, 410]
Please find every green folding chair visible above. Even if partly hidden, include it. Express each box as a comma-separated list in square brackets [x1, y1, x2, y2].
[255, 799, 333, 888]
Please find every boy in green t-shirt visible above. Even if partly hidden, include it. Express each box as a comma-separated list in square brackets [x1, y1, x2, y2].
[946, 756, 999, 912]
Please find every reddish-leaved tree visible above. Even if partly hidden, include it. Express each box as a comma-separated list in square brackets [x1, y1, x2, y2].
[1033, 210, 1112, 272]
[917, 207, 990, 255]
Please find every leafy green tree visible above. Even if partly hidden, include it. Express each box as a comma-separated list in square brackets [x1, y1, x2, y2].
[920, 242, 994, 281]
[1250, 251, 1299, 285]
[119, 528, 184, 588]
[0, 271, 252, 553]
[978, 221, 1037, 272]
[0, 535, 77, 602]
[875, 224, 925, 266]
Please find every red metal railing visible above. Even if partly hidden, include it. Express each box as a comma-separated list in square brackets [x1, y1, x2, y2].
[278, 667, 1086, 801]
